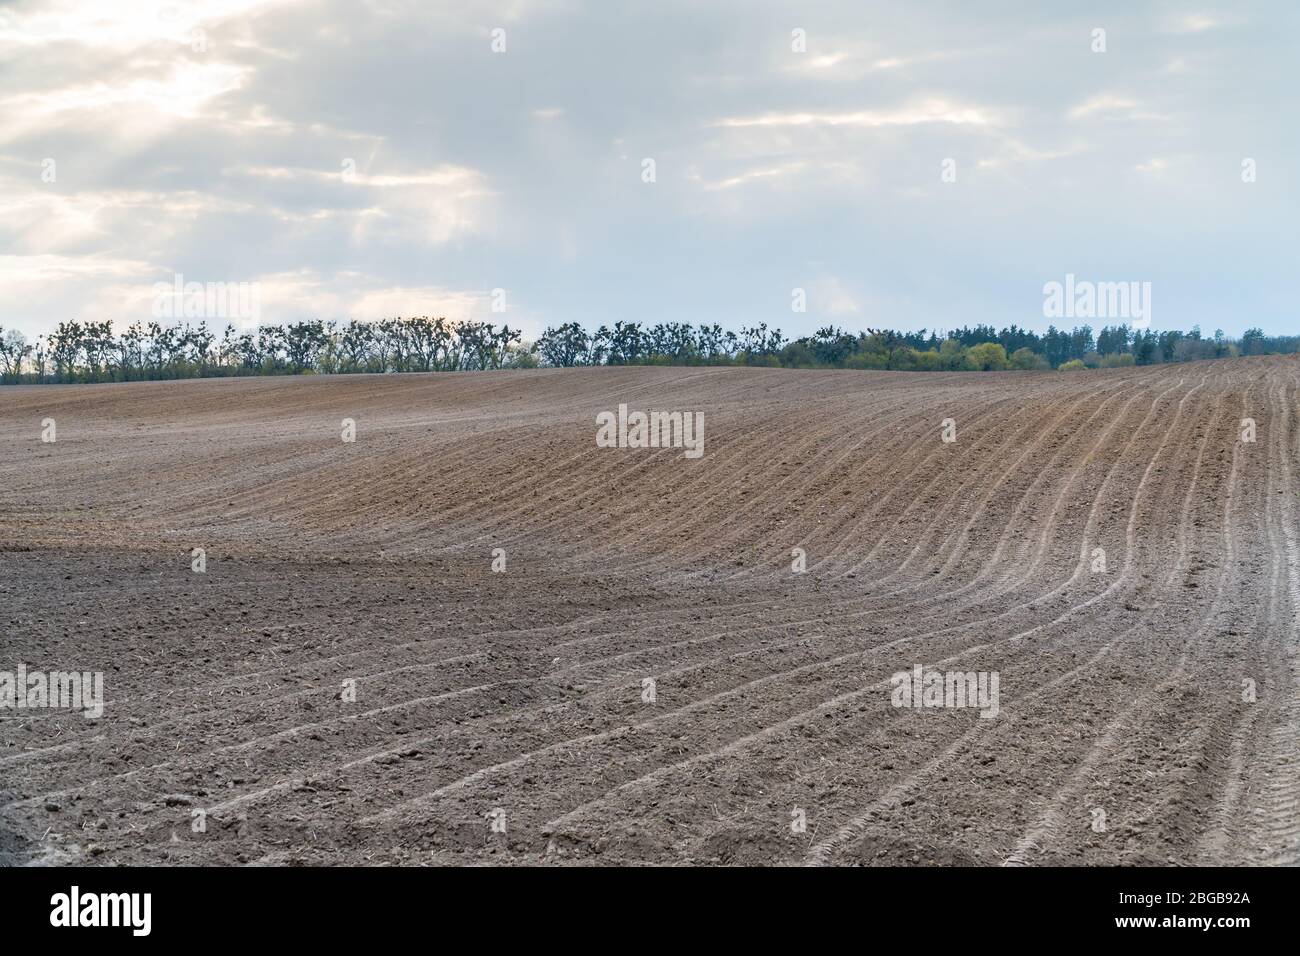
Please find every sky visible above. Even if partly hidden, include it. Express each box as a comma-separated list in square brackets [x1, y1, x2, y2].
[0, 0, 1296, 342]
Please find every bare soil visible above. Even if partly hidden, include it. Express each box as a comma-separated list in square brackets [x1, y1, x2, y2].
[1, 359, 1297, 865]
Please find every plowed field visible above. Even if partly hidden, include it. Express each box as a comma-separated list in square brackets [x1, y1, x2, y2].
[2, 358, 1297, 865]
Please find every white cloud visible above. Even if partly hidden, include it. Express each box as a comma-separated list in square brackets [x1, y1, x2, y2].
[1174, 14, 1221, 33]
[810, 276, 860, 316]
[0, 0, 295, 52]
[715, 99, 994, 129]
[0, 61, 248, 144]
[251, 271, 485, 326]
[698, 162, 808, 191]
[0, 0, 1291, 340]
[1066, 94, 1169, 123]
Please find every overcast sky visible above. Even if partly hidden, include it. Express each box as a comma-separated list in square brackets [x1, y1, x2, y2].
[1, 0, 1295, 341]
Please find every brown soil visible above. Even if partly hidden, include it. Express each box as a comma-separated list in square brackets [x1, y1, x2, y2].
[1, 359, 1297, 866]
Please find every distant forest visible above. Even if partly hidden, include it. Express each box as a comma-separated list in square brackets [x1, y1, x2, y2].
[1, 317, 1295, 385]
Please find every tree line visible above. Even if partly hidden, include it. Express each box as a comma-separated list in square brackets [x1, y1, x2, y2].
[0, 317, 1294, 385]
[0, 318, 524, 384]
[537, 321, 1296, 371]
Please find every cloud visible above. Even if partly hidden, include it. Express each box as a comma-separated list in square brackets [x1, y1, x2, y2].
[0, 0, 1294, 339]
[714, 99, 994, 129]
[1170, 14, 1223, 33]
[697, 162, 808, 191]
[810, 276, 860, 316]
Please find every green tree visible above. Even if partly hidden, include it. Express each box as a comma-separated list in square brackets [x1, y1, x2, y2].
[964, 342, 1009, 371]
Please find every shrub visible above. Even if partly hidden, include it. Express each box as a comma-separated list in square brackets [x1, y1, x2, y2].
[1010, 347, 1048, 370]
[964, 342, 1009, 371]
[844, 350, 890, 370]
[1059, 359, 1087, 371]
